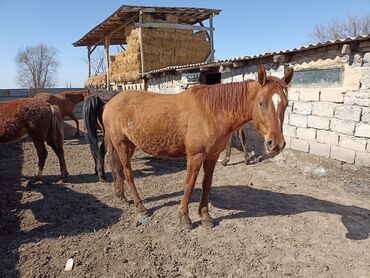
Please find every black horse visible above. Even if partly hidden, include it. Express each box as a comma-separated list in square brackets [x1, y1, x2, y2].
[83, 90, 116, 181]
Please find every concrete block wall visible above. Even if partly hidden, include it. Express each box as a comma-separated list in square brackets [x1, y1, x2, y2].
[283, 52, 370, 166]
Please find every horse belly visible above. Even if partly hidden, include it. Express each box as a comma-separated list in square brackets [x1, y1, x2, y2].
[0, 123, 28, 144]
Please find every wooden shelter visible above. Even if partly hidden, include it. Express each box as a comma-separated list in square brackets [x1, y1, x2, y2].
[73, 5, 221, 89]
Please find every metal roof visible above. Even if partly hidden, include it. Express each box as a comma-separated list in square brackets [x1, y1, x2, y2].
[73, 5, 221, 47]
[143, 33, 370, 75]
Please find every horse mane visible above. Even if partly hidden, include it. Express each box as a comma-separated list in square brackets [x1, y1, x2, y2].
[189, 81, 250, 113]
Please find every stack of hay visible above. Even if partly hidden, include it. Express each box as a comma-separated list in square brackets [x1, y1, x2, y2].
[84, 74, 106, 87]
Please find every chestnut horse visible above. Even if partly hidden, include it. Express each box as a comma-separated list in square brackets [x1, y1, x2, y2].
[83, 90, 116, 181]
[34, 89, 90, 137]
[0, 98, 68, 181]
[220, 127, 251, 166]
[103, 66, 293, 229]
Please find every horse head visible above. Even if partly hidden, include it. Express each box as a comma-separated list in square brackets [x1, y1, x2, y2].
[252, 65, 294, 156]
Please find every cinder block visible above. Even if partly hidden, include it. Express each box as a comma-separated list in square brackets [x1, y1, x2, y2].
[293, 102, 312, 115]
[289, 113, 308, 127]
[310, 142, 331, 158]
[317, 130, 339, 145]
[339, 135, 366, 151]
[283, 124, 297, 138]
[320, 88, 345, 103]
[288, 89, 300, 101]
[307, 115, 330, 130]
[299, 89, 320, 101]
[283, 108, 291, 124]
[285, 137, 292, 149]
[361, 67, 370, 89]
[344, 90, 370, 106]
[355, 122, 370, 138]
[312, 102, 336, 117]
[330, 118, 355, 135]
[334, 106, 362, 122]
[355, 152, 370, 167]
[297, 127, 316, 140]
[291, 138, 309, 152]
[330, 146, 355, 163]
[361, 107, 370, 123]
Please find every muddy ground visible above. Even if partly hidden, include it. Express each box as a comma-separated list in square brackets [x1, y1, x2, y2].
[1, 120, 370, 278]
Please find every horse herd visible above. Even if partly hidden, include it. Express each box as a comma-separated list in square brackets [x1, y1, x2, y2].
[0, 65, 293, 229]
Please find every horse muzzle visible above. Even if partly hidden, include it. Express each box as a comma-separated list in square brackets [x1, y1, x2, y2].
[265, 138, 286, 156]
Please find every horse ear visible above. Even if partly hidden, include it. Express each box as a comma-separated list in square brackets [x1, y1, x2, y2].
[282, 67, 294, 85]
[258, 65, 267, 87]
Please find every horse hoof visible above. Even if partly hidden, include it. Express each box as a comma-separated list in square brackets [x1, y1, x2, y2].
[180, 221, 193, 230]
[221, 160, 228, 166]
[99, 175, 108, 182]
[136, 203, 149, 217]
[201, 219, 215, 229]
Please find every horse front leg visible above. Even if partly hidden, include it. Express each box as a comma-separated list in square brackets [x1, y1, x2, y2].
[179, 153, 204, 230]
[199, 156, 219, 228]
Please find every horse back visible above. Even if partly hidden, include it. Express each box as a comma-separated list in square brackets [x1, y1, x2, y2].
[0, 98, 52, 143]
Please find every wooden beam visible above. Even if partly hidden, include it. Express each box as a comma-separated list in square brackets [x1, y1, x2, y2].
[139, 10, 145, 74]
[209, 14, 215, 62]
[90, 14, 137, 49]
[104, 36, 110, 89]
[199, 21, 211, 40]
[134, 22, 214, 31]
[87, 46, 91, 78]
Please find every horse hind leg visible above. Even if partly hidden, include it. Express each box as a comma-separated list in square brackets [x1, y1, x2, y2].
[114, 140, 147, 216]
[110, 147, 128, 202]
[237, 128, 251, 165]
[221, 138, 232, 166]
[30, 136, 48, 182]
[69, 113, 80, 138]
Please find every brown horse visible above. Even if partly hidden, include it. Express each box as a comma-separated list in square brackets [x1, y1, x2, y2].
[103, 66, 293, 229]
[220, 127, 251, 166]
[0, 98, 68, 181]
[34, 89, 90, 137]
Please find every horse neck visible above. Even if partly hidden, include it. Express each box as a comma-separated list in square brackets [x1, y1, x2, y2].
[197, 81, 258, 132]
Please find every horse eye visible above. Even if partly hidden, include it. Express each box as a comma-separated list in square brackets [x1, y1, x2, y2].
[260, 101, 267, 108]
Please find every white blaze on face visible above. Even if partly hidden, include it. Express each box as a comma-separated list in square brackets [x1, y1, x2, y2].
[272, 93, 281, 112]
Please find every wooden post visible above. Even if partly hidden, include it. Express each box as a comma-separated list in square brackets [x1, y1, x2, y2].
[87, 46, 91, 78]
[139, 9, 145, 75]
[209, 14, 215, 61]
[104, 36, 110, 90]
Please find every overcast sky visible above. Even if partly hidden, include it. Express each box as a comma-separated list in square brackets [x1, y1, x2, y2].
[0, 0, 369, 88]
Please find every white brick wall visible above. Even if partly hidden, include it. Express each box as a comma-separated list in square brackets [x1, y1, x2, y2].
[339, 135, 367, 152]
[310, 142, 331, 158]
[307, 115, 330, 130]
[355, 122, 370, 137]
[334, 106, 362, 121]
[320, 88, 345, 103]
[355, 152, 370, 167]
[291, 138, 309, 152]
[331, 146, 356, 163]
[330, 118, 355, 135]
[289, 114, 308, 127]
[316, 130, 339, 145]
[297, 128, 316, 140]
[293, 102, 312, 115]
[312, 102, 336, 117]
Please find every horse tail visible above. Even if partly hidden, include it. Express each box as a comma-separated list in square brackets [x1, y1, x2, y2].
[83, 95, 105, 174]
[50, 105, 64, 148]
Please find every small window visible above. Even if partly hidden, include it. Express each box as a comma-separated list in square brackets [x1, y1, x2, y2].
[205, 72, 221, 85]
[291, 67, 343, 87]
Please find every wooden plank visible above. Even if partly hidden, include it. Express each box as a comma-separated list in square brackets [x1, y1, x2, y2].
[104, 36, 110, 89]
[134, 22, 214, 31]
[87, 46, 91, 78]
[207, 14, 215, 62]
[139, 10, 145, 74]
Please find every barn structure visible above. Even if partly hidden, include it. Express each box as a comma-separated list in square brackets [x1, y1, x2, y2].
[73, 5, 221, 90]
[74, 5, 370, 167]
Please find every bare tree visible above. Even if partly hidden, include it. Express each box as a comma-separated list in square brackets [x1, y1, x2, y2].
[83, 48, 107, 76]
[15, 43, 60, 88]
[310, 13, 370, 42]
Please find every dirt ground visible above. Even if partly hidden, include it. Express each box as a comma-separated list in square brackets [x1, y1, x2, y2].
[1, 120, 370, 278]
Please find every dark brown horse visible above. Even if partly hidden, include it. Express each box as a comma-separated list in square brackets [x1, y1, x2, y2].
[34, 89, 90, 137]
[220, 127, 251, 166]
[0, 98, 68, 181]
[103, 66, 293, 229]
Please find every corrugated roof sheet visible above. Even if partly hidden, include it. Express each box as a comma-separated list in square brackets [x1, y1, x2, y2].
[143, 33, 370, 75]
